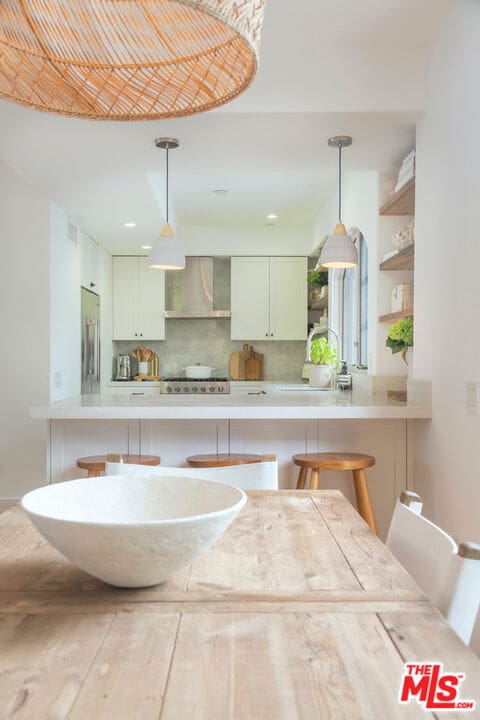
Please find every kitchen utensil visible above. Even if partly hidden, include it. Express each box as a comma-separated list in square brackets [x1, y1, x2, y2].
[245, 346, 261, 381]
[229, 343, 249, 380]
[229, 350, 243, 380]
[183, 364, 215, 379]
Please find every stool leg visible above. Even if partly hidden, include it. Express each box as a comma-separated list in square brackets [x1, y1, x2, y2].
[310, 469, 319, 490]
[352, 469, 377, 535]
[296, 467, 307, 490]
[87, 470, 102, 477]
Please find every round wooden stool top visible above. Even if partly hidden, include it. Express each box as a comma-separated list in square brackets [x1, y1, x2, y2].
[292, 453, 375, 471]
[76, 454, 161, 473]
[187, 453, 262, 468]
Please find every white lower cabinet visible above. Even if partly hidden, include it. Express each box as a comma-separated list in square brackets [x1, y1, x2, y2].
[113, 256, 165, 340]
[48, 417, 407, 540]
[231, 256, 307, 340]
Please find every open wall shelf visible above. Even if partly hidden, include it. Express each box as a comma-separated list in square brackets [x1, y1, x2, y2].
[379, 309, 413, 324]
[379, 178, 415, 216]
[380, 244, 414, 271]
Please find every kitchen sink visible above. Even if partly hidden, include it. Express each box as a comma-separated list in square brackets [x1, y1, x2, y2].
[268, 384, 333, 393]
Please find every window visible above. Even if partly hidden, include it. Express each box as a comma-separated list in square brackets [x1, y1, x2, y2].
[329, 228, 368, 367]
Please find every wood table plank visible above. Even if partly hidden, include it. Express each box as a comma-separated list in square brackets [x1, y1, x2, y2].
[0, 506, 29, 548]
[310, 492, 422, 593]
[160, 612, 435, 720]
[380, 611, 480, 719]
[187, 493, 361, 594]
[66, 613, 180, 720]
[0, 613, 113, 719]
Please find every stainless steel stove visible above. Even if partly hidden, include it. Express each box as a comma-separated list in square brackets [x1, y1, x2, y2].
[162, 377, 230, 394]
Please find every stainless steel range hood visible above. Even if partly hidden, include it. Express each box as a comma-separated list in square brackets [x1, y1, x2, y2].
[164, 256, 231, 318]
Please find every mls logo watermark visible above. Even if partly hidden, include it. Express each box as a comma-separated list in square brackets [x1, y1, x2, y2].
[399, 663, 475, 711]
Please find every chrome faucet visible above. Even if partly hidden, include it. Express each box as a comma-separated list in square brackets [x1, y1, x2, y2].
[306, 326, 340, 368]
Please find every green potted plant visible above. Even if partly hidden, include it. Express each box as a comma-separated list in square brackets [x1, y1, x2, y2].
[307, 269, 328, 286]
[309, 337, 338, 388]
[307, 269, 329, 308]
[386, 315, 413, 366]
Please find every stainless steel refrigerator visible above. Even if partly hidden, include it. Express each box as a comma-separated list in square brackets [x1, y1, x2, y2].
[81, 287, 100, 394]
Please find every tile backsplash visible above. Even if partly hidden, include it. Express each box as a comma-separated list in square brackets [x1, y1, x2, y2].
[114, 318, 306, 381]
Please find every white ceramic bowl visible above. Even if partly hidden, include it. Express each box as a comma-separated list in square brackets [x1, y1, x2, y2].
[21, 476, 246, 588]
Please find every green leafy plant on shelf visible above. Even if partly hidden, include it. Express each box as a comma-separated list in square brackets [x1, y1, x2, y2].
[307, 269, 328, 286]
[386, 315, 413, 362]
[310, 337, 338, 368]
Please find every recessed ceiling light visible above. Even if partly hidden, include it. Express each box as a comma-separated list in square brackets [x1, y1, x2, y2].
[267, 213, 277, 220]
[213, 189, 229, 196]
[124, 221, 136, 228]
[141, 245, 152, 250]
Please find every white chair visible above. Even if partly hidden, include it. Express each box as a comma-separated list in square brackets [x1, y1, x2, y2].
[104, 458, 278, 491]
[386, 490, 480, 646]
[470, 608, 480, 657]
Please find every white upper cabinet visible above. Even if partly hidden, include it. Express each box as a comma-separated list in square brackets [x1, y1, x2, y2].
[112, 256, 165, 341]
[269, 257, 308, 340]
[231, 257, 307, 341]
[80, 232, 100, 291]
[231, 257, 270, 340]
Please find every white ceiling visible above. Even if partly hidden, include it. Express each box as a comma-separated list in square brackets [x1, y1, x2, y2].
[0, 0, 452, 252]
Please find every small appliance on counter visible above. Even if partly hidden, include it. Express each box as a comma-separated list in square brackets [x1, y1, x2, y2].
[115, 354, 133, 380]
[163, 378, 230, 394]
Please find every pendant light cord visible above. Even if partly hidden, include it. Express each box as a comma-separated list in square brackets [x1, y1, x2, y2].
[165, 146, 169, 224]
[338, 144, 342, 222]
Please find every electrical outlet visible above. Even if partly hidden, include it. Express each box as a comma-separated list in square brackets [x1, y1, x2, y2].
[466, 382, 480, 414]
[54, 371, 63, 389]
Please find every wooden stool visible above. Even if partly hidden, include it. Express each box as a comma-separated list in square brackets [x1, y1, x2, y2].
[186, 453, 262, 468]
[292, 452, 377, 534]
[76, 454, 161, 478]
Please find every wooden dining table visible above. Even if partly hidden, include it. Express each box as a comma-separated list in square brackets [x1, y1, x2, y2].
[0, 490, 479, 719]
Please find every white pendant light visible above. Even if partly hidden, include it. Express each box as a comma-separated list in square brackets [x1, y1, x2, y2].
[319, 136, 358, 269]
[149, 138, 185, 271]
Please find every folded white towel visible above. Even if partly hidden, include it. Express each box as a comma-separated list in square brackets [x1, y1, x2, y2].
[395, 171, 415, 193]
[399, 156, 415, 172]
[401, 149, 416, 165]
[382, 249, 400, 262]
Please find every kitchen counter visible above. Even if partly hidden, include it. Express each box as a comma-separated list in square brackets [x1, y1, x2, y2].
[31, 383, 430, 538]
[31, 386, 431, 420]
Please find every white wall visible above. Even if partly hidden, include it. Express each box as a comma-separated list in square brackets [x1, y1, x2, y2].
[413, 0, 480, 541]
[180, 224, 314, 256]
[0, 160, 50, 504]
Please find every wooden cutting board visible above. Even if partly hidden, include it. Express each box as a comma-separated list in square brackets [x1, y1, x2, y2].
[229, 344, 250, 380]
[245, 345, 264, 381]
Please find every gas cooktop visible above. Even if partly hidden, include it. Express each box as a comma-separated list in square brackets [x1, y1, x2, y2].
[163, 378, 230, 394]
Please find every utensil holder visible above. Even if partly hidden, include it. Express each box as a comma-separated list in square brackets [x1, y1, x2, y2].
[138, 361, 150, 375]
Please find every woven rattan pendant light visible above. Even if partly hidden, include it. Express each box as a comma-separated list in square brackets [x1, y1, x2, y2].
[0, 0, 266, 121]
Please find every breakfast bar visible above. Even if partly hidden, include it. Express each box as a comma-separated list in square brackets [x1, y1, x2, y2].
[31, 386, 431, 538]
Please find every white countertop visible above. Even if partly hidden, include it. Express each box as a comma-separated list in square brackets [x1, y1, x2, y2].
[31, 385, 431, 420]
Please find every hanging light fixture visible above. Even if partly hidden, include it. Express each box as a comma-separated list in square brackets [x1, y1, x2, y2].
[0, 1, 266, 121]
[149, 138, 185, 271]
[318, 136, 358, 269]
